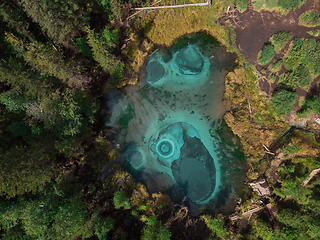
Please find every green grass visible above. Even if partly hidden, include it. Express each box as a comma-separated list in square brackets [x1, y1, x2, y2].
[253, 0, 265, 10]
[265, 0, 280, 9]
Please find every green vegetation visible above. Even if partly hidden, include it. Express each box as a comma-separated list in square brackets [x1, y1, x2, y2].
[258, 44, 275, 65]
[119, 104, 134, 129]
[307, 29, 320, 37]
[278, 0, 306, 9]
[202, 215, 229, 239]
[86, 27, 125, 87]
[268, 37, 320, 118]
[270, 32, 292, 53]
[263, 0, 307, 11]
[279, 64, 311, 88]
[250, 218, 273, 240]
[253, 0, 265, 11]
[299, 10, 320, 27]
[235, 0, 249, 10]
[272, 89, 297, 116]
[113, 190, 131, 209]
[268, 60, 283, 73]
[0, 186, 93, 239]
[297, 93, 320, 117]
[0, 0, 319, 239]
[284, 38, 320, 76]
[271, 142, 320, 239]
[141, 216, 171, 240]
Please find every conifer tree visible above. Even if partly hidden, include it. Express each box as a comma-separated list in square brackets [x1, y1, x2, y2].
[0, 187, 94, 239]
[37, 89, 97, 138]
[20, 0, 85, 46]
[0, 140, 56, 199]
[86, 27, 124, 86]
[5, 32, 90, 87]
[0, 56, 54, 100]
[0, 1, 30, 36]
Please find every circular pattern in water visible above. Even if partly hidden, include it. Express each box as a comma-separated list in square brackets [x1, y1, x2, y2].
[156, 139, 174, 158]
[146, 61, 165, 82]
[175, 45, 204, 75]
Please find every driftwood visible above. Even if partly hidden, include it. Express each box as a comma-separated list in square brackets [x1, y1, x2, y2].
[133, 0, 211, 10]
[303, 168, 320, 186]
[263, 144, 275, 155]
[220, 6, 241, 26]
[230, 206, 262, 221]
[127, 0, 162, 19]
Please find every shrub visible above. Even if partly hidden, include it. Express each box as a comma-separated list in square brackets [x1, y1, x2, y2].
[113, 190, 131, 209]
[299, 10, 320, 27]
[279, 65, 311, 88]
[278, 0, 304, 9]
[270, 32, 293, 52]
[279, 71, 296, 89]
[298, 94, 320, 116]
[235, 0, 248, 9]
[141, 216, 171, 240]
[268, 73, 277, 83]
[272, 89, 297, 116]
[269, 60, 283, 72]
[307, 29, 320, 37]
[284, 38, 320, 75]
[258, 44, 275, 65]
[202, 215, 229, 239]
[251, 219, 273, 240]
[295, 64, 311, 87]
[93, 215, 116, 240]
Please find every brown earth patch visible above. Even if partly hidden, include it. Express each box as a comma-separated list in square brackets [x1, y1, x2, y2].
[233, 0, 320, 64]
[222, 0, 320, 122]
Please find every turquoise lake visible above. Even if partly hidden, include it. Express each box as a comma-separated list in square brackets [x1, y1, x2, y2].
[105, 33, 246, 213]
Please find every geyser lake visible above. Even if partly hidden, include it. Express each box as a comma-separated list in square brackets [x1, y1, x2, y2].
[104, 34, 247, 213]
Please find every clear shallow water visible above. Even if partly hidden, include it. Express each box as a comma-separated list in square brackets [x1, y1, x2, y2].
[107, 34, 243, 210]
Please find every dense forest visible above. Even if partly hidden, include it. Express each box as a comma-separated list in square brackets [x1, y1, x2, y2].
[0, 0, 320, 239]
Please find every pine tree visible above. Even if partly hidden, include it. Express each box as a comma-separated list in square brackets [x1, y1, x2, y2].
[202, 215, 229, 239]
[20, 0, 85, 46]
[0, 188, 93, 239]
[0, 1, 30, 36]
[0, 56, 54, 100]
[5, 32, 90, 87]
[0, 140, 56, 199]
[86, 27, 125, 86]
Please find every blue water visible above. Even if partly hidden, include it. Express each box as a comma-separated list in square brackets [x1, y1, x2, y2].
[110, 36, 241, 209]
